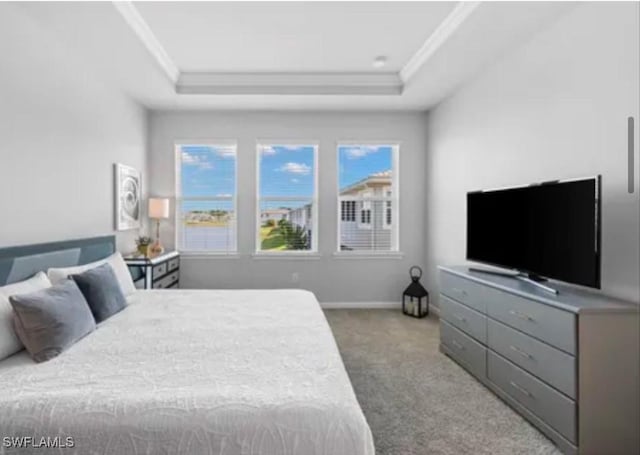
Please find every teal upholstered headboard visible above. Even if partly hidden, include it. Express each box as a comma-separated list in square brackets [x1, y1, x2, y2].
[0, 236, 116, 286]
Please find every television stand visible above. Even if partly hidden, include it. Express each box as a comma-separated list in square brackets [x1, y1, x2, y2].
[524, 272, 546, 282]
[515, 274, 558, 295]
[468, 266, 558, 295]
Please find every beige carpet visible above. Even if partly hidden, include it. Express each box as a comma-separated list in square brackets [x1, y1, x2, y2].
[324, 309, 562, 455]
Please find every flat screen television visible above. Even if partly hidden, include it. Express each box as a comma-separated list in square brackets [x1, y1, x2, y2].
[466, 176, 601, 288]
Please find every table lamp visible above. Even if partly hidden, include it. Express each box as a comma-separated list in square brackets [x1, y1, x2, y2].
[148, 198, 169, 254]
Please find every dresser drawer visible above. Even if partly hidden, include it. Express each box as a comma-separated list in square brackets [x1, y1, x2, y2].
[440, 295, 487, 344]
[441, 320, 487, 379]
[488, 351, 576, 443]
[488, 319, 575, 399]
[167, 257, 180, 272]
[485, 287, 576, 354]
[153, 270, 179, 289]
[440, 271, 486, 313]
[152, 262, 168, 280]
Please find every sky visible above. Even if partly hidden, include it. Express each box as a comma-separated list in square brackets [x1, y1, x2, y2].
[180, 144, 393, 211]
[181, 145, 236, 198]
[338, 145, 392, 189]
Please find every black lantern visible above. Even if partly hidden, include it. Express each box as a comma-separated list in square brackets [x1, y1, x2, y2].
[403, 266, 429, 318]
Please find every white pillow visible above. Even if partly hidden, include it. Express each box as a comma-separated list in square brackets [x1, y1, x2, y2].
[0, 271, 52, 360]
[47, 252, 135, 296]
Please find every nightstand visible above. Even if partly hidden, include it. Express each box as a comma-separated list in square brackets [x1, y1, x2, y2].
[123, 251, 180, 290]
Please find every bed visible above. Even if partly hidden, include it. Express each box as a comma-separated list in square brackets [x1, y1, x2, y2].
[0, 237, 374, 455]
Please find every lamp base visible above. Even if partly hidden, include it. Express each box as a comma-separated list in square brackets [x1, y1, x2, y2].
[150, 241, 164, 255]
[150, 218, 164, 255]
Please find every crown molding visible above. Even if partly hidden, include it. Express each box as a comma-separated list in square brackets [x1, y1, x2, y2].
[400, 1, 480, 84]
[112, 1, 179, 83]
[176, 72, 403, 95]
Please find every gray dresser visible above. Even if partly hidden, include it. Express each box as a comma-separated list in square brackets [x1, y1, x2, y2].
[438, 266, 639, 455]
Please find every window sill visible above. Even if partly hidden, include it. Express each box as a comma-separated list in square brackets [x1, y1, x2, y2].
[252, 252, 322, 260]
[180, 252, 240, 259]
[332, 251, 404, 260]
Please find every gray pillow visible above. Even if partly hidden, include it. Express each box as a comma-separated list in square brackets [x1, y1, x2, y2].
[71, 263, 126, 323]
[10, 280, 96, 363]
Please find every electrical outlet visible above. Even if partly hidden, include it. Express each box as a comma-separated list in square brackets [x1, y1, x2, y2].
[291, 272, 300, 283]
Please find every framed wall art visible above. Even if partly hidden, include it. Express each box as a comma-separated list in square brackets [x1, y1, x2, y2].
[114, 163, 142, 231]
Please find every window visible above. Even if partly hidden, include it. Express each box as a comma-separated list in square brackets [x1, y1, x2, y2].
[341, 201, 356, 222]
[384, 190, 392, 229]
[358, 190, 373, 229]
[338, 144, 399, 252]
[257, 144, 318, 253]
[176, 143, 237, 253]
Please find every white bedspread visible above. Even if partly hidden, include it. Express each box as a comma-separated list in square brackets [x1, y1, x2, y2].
[0, 289, 374, 455]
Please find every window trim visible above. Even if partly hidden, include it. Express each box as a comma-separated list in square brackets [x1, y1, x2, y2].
[174, 140, 239, 255]
[336, 142, 400, 253]
[255, 141, 319, 255]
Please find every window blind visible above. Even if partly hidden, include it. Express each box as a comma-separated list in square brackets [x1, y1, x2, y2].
[338, 145, 399, 252]
[257, 144, 317, 252]
[177, 144, 237, 253]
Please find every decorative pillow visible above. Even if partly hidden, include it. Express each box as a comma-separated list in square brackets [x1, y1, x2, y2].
[71, 263, 127, 323]
[0, 272, 52, 360]
[47, 252, 135, 296]
[10, 280, 96, 363]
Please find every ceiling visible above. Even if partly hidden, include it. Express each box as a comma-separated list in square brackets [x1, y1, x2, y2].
[135, 1, 457, 73]
[13, 1, 575, 111]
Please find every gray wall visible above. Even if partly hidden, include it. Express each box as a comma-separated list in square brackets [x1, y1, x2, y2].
[149, 111, 428, 303]
[425, 2, 640, 303]
[0, 4, 148, 252]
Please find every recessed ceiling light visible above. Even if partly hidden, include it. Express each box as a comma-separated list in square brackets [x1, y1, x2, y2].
[373, 56, 387, 68]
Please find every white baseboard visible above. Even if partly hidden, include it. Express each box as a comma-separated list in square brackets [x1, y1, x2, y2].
[321, 301, 401, 309]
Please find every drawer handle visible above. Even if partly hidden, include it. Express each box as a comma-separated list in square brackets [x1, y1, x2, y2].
[451, 340, 465, 351]
[509, 381, 533, 398]
[509, 345, 533, 360]
[452, 287, 468, 296]
[509, 310, 535, 322]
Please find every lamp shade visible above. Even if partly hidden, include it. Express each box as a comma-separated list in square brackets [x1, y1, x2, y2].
[148, 198, 170, 219]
